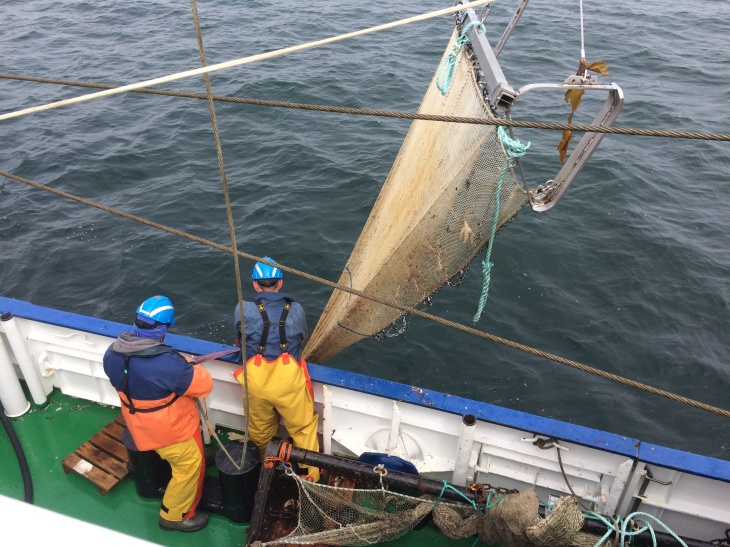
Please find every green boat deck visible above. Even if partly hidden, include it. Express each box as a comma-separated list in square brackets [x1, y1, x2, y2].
[0, 388, 473, 546]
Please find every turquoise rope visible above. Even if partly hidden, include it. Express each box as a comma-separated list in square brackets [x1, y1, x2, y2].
[432, 480, 477, 511]
[432, 482, 510, 525]
[586, 512, 620, 546]
[430, 481, 522, 547]
[436, 21, 486, 95]
[473, 126, 530, 323]
[584, 510, 689, 547]
[619, 512, 689, 547]
[484, 489, 506, 509]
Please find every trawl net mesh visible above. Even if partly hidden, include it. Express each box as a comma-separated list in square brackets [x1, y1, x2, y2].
[305, 29, 528, 363]
[253, 475, 598, 547]
[258, 478, 434, 545]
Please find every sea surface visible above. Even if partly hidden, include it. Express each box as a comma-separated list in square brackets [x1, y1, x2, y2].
[1, 0, 728, 460]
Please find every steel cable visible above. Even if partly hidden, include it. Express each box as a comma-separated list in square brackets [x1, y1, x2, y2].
[189, 0, 250, 471]
[1, 73, 729, 141]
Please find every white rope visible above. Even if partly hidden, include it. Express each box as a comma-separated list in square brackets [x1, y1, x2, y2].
[0, 0, 494, 122]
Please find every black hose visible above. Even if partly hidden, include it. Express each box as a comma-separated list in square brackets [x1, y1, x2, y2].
[0, 401, 33, 503]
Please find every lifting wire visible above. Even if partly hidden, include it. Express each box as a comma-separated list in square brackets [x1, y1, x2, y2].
[188, 0, 249, 471]
[579, 0, 586, 61]
[1, 168, 729, 422]
[2, 73, 729, 142]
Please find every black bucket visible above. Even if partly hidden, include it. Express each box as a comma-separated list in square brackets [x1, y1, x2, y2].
[215, 440, 261, 523]
[122, 428, 171, 499]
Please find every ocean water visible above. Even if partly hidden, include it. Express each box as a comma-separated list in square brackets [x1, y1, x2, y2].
[1, 0, 728, 460]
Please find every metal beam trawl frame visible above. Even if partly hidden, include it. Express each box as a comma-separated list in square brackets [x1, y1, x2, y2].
[458, 2, 518, 111]
[456, 0, 624, 212]
[519, 81, 624, 212]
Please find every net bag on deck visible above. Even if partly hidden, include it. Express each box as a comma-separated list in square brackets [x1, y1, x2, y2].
[305, 28, 528, 363]
[253, 476, 598, 547]
[430, 489, 596, 547]
[256, 476, 435, 545]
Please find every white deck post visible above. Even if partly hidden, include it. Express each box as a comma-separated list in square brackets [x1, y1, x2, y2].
[0, 334, 30, 416]
[451, 414, 476, 486]
[0, 313, 47, 406]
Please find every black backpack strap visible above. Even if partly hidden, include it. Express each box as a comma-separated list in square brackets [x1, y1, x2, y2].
[255, 298, 293, 354]
[120, 393, 180, 414]
[119, 347, 182, 414]
[278, 300, 291, 352]
[256, 302, 269, 354]
[122, 354, 136, 414]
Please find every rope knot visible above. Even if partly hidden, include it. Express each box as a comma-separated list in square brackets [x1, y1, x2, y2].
[263, 442, 293, 469]
[436, 21, 487, 95]
[498, 126, 531, 158]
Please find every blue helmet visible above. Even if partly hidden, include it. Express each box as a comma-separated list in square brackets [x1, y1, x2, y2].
[136, 295, 175, 326]
[252, 256, 283, 280]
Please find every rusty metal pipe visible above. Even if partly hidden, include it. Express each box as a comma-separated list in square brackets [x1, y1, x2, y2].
[286, 444, 477, 503]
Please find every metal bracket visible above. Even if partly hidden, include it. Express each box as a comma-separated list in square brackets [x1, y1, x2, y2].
[458, 2, 518, 111]
[455, 0, 624, 212]
[521, 82, 624, 211]
[628, 468, 673, 514]
[522, 435, 570, 451]
[641, 468, 673, 486]
[494, 0, 529, 58]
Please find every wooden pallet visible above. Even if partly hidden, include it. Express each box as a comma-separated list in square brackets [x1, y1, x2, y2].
[62, 414, 130, 495]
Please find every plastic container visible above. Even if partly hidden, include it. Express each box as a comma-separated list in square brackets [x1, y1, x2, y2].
[215, 440, 261, 523]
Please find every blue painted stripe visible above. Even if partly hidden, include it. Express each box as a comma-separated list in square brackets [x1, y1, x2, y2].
[0, 296, 233, 357]
[637, 442, 730, 482]
[2, 295, 729, 483]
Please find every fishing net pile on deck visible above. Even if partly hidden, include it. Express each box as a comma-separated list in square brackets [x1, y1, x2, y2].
[305, 28, 529, 363]
[252, 475, 603, 546]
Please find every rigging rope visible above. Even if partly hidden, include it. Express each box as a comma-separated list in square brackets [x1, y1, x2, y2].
[473, 127, 530, 322]
[0, 0, 493, 122]
[436, 21, 486, 95]
[587, 510, 689, 547]
[188, 0, 250, 471]
[2, 73, 729, 142]
[1, 168, 729, 421]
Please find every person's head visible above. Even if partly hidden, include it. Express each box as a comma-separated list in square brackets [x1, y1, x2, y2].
[133, 295, 174, 340]
[252, 256, 283, 292]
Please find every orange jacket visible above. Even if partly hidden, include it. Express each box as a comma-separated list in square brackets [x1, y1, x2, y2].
[104, 346, 213, 451]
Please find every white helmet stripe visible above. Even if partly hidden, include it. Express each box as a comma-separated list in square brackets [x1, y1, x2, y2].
[139, 304, 174, 317]
[150, 305, 174, 317]
[271, 267, 278, 277]
[255, 264, 264, 277]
